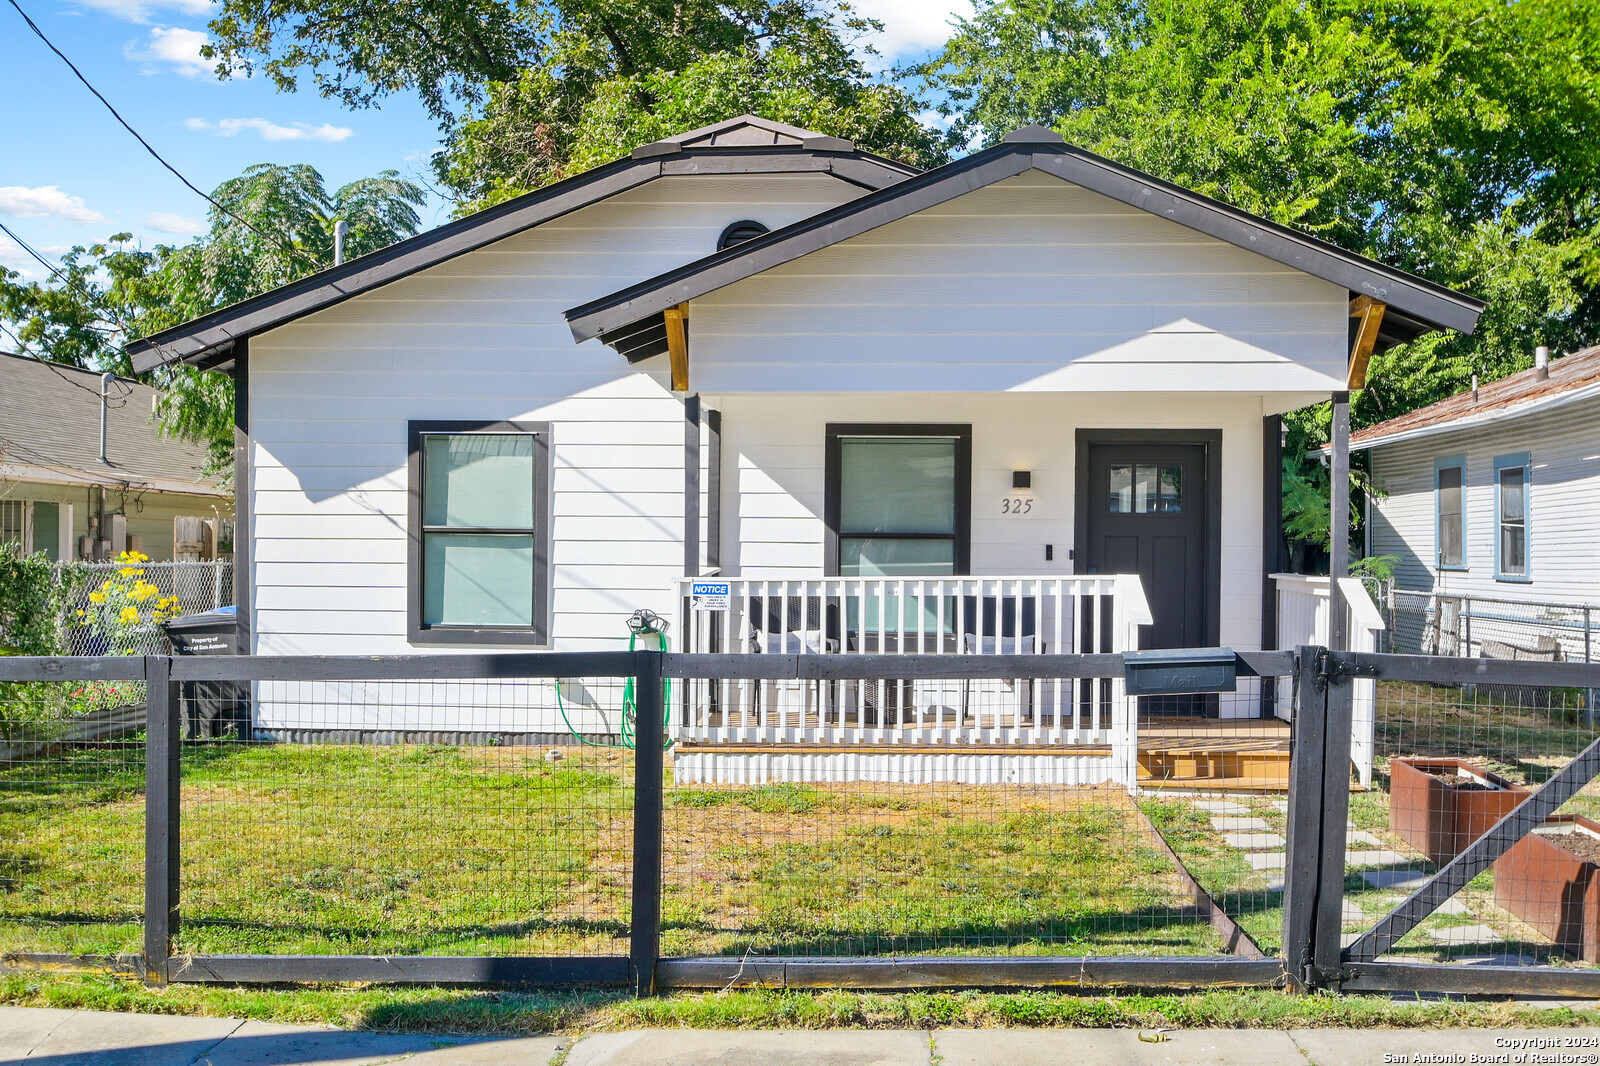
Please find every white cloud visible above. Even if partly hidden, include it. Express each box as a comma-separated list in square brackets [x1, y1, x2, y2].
[846, 0, 965, 65]
[146, 211, 204, 234]
[73, 0, 214, 26]
[185, 117, 354, 142]
[0, 186, 106, 224]
[125, 26, 218, 78]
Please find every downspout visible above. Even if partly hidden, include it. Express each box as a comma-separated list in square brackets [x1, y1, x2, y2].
[99, 371, 114, 464]
[334, 220, 348, 266]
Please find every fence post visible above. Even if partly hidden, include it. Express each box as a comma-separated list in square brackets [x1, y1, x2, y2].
[143, 655, 181, 985]
[628, 649, 666, 997]
[1312, 667, 1355, 988]
[1282, 646, 1326, 991]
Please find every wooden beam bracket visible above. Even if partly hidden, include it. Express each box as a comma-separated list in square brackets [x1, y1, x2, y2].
[1347, 296, 1387, 389]
[664, 303, 689, 392]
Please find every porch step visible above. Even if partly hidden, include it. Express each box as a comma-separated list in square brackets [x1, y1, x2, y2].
[1137, 749, 1291, 790]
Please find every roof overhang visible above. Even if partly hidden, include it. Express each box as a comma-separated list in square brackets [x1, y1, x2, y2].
[127, 132, 918, 374]
[566, 129, 1484, 363]
[0, 460, 228, 497]
[1346, 378, 1600, 453]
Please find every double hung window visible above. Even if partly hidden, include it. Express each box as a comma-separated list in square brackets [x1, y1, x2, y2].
[1494, 453, 1531, 581]
[826, 425, 971, 577]
[408, 421, 551, 643]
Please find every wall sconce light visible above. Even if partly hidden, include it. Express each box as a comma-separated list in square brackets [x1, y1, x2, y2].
[1012, 471, 1032, 490]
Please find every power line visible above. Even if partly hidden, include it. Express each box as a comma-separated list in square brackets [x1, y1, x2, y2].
[0, 218, 143, 405]
[4, 0, 325, 276]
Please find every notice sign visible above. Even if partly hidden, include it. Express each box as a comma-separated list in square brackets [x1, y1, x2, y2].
[691, 581, 730, 611]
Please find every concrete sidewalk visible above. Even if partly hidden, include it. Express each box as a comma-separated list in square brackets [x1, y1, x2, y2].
[3, 1007, 1598, 1065]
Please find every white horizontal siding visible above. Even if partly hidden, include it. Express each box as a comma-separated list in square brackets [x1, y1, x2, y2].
[249, 173, 868, 654]
[1369, 398, 1600, 607]
[690, 171, 1348, 394]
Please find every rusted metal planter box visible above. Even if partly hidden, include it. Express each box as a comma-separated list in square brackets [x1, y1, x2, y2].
[1389, 757, 1529, 866]
[1494, 815, 1600, 963]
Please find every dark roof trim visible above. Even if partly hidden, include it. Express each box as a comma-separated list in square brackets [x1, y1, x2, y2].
[566, 139, 1484, 349]
[128, 146, 918, 373]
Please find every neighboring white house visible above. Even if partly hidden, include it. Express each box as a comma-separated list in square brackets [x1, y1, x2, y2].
[0, 351, 231, 561]
[126, 116, 1481, 781]
[1355, 344, 1600, 661]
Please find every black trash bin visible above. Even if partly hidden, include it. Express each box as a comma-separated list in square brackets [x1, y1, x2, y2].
[164, 606, 247, 739]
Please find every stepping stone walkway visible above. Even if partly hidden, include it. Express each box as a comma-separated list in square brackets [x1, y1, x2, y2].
[1247, 852, 1287, 871]
[1361, 867, 1432, 890]
[1210, 816, 1271, 832]
[1347, 830, 1384, 848]
[1192, 800, 1251, 815]
[1341, 899, 1365, 922]
[1224, 832, 1285, 850]
[1346, 849, 1413, 868]
[1426, 924, 1502, 945]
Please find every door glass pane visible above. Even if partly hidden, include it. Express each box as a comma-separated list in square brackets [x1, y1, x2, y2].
[424, 434, 535, 528]
[423, 533, 534, 626]
[839, 438, 956, 534]
[1109, 465, 1133, 513]
[840, 537, 955, 578]
[1158, 466, 1182, 512]
[1134, 465, 1158, 513]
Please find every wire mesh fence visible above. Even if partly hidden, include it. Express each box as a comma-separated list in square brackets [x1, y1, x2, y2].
[0, 671, 147, 956]
[56, 561, 233, 656]
[174, 673, 639, 958]
[1342, 659, 1600, 970]
[1385, 588, 1599, 666]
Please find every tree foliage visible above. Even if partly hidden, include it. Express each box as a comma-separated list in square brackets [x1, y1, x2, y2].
[922, 0, 1600, 565]
[0, 165, 425, 477]
[201, 0, 947, 210]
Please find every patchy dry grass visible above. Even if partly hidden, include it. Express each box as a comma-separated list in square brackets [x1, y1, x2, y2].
[2, 744, 1217, 959]
[4, 972, 1600, 1033]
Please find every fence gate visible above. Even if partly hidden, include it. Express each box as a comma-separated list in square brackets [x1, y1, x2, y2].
[1285, 649, 1600, 997]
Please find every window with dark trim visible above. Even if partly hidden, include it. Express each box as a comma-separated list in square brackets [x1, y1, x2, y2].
[1494, 452, 1531, 581]
[408, 420, 551, 644]
[825, 424, 971, 576]
[1435, 455, 1466, 570]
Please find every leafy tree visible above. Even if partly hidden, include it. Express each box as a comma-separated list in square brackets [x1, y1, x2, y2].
[0, 164, 425, 479]
[201, 0, 946, 210]
[923, 0, 1600, 568]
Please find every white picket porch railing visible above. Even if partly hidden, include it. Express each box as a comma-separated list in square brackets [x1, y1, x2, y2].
[671, 575, 1150, 787]
[1273, 573, 1387, 785]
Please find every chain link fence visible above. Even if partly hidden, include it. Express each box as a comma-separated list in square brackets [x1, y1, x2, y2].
[57, 561, 232, 656]
[1383, 587, 1599, 666]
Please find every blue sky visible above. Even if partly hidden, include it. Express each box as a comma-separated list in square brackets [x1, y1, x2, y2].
[0, 0, 962, 283]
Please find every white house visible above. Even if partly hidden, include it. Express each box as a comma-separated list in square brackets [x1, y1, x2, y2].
[0, 351, 230, 561]
[1354, 344, 1600, 662]
[127, 116, 1481, 785]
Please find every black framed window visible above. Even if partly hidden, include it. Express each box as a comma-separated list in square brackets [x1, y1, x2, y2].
[825, 424, 971, 576]
[408, 420, 551, 644]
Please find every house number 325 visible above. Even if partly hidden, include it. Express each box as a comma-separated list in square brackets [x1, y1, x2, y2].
[1001, 497, 1033, 514]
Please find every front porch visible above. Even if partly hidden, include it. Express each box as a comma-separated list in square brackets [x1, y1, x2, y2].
[670, 576, 1302, 790]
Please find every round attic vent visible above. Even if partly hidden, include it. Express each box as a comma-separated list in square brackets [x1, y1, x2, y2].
[717, 220, 769, 250]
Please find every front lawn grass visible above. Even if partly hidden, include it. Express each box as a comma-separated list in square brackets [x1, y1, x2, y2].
[2, 741, 1216, 958]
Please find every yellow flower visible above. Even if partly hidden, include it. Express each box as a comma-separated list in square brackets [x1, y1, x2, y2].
[131, 582, 158, 602]
[75, 609, 86, 617]
[119, 567, 142, 577]
[119, 606, 140, 624]
[89, 591, 107, 604]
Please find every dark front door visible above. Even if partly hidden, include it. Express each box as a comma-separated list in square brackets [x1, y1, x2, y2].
[1081, 439, 1211, 656]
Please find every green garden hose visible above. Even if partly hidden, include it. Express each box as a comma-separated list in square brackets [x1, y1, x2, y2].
[555, 609, 672, 750]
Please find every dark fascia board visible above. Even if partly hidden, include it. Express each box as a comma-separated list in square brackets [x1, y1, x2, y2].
[126, 147, 919, 373]
[567, 141, 1484, 348]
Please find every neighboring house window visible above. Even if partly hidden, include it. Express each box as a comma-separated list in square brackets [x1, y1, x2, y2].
[1435, 456, 1466, 570]
[825, 424, 971, 576]
[407, 421, 551, 644]
[1494, 452, 1531, 581]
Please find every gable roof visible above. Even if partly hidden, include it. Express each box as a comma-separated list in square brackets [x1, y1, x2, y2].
[565, 126, 1484, 362]
[126, 116, 919, 374]
[0, 352, 224, 495]
[1349, 345, 1600, 451]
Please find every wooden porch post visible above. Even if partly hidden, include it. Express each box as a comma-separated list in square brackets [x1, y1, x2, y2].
[1329, 392, 1350, 651]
